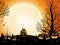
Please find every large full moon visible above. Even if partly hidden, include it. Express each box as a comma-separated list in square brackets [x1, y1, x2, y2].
[4, 3, 42, 36]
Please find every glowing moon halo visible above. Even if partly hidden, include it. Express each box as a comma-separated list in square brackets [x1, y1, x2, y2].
[4, 3, 42, 36]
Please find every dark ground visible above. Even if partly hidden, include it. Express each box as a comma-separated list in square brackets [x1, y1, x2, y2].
[0, 35, 60, 45]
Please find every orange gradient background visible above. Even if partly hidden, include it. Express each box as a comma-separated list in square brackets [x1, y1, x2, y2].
[0, 0, 60, 36]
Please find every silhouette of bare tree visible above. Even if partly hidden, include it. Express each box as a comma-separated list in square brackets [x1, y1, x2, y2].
[36, 0, 60, 39]
[46, 0, 60, 38]
[0, 1, 9, 18]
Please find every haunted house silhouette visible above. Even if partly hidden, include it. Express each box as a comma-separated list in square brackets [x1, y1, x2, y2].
[0, 28, 60, 45]
[20, 28, 27, 35]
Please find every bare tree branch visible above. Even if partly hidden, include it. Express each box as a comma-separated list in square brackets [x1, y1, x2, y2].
[0, 1, 9, 18]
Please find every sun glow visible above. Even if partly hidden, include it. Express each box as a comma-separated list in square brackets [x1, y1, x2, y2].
[3, 3, 43, 36]
[16, 15, 31, 27]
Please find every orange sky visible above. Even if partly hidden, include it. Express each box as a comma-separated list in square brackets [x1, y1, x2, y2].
[0, 0, 60, 37]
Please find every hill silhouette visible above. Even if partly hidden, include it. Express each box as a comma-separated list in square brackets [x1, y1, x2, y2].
[0, 35, 60, 45]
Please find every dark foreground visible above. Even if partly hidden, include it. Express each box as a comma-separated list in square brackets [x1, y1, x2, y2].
[0, 35, 60, 45]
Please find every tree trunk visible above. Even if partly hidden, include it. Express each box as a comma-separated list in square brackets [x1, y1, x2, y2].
[50, 6, 54, 39]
